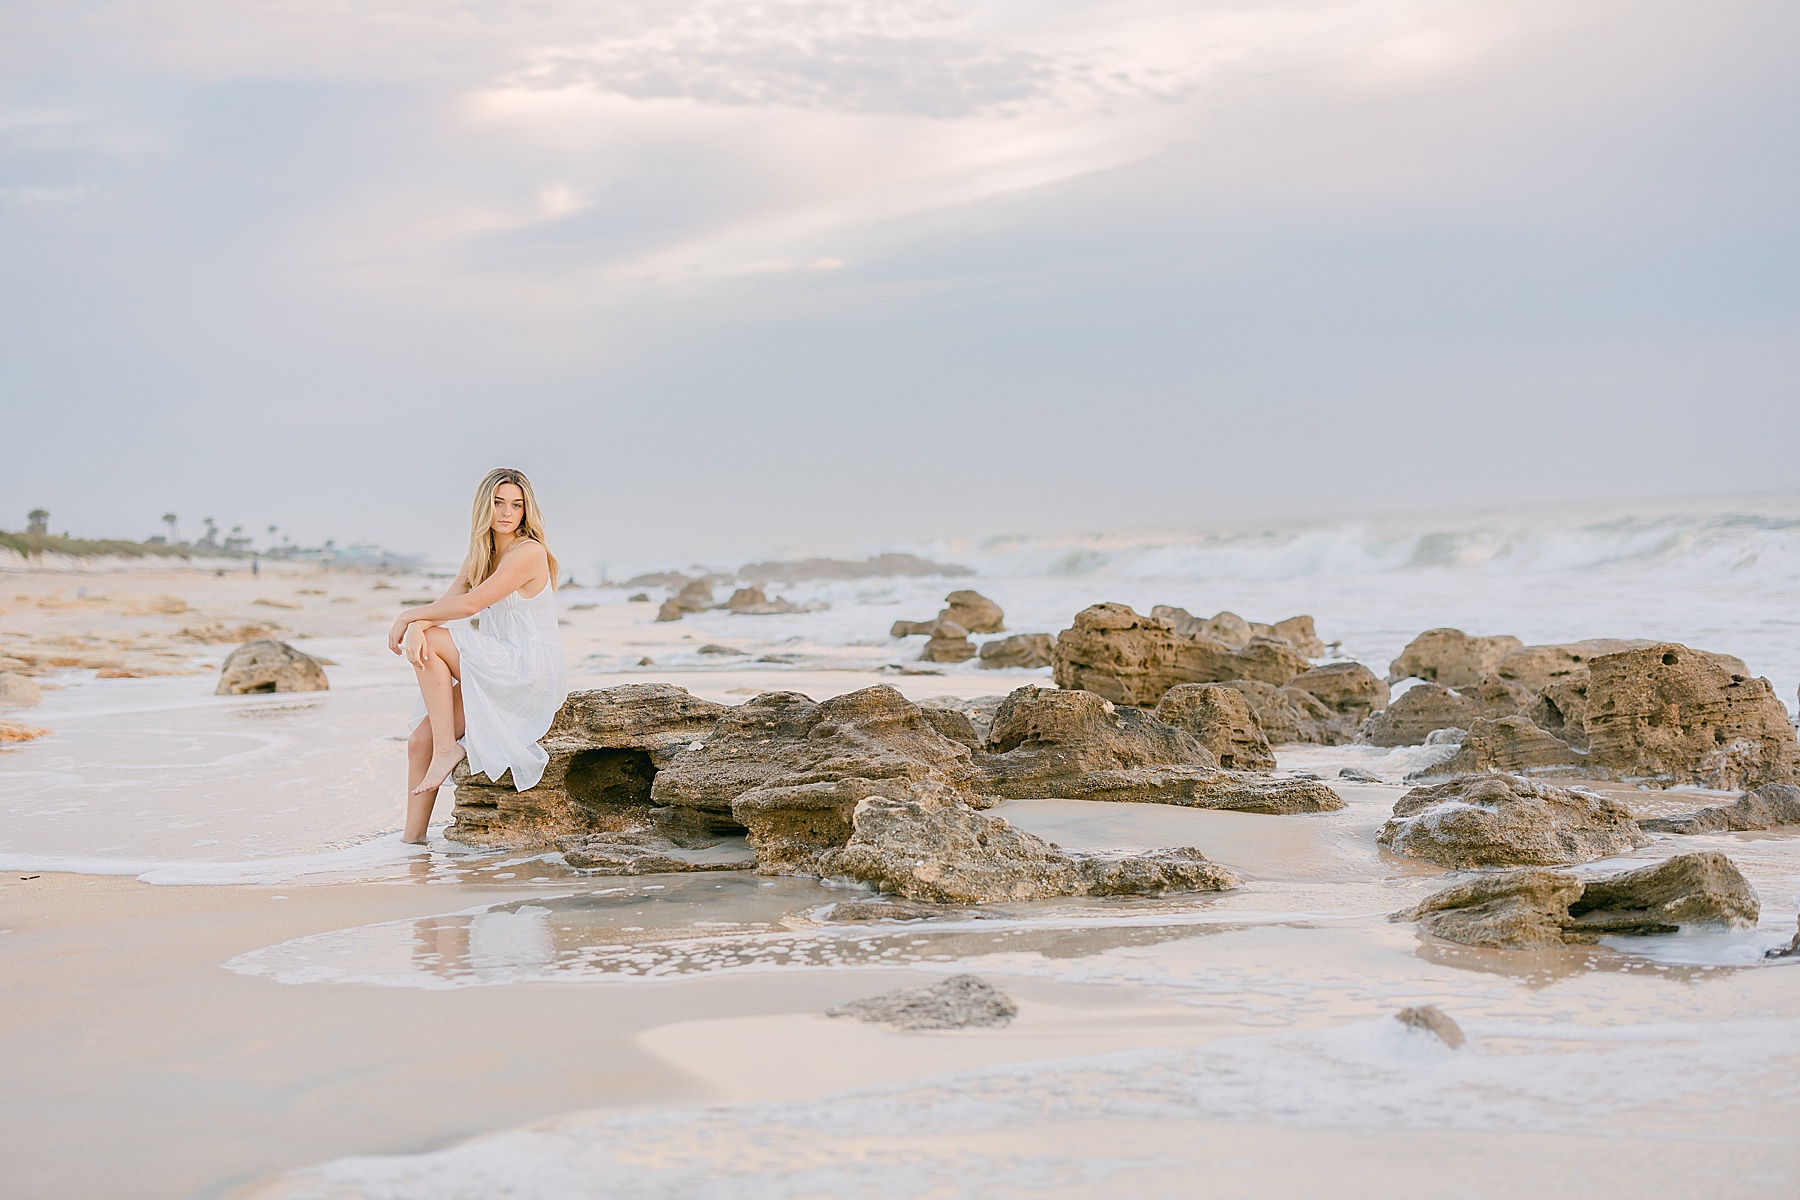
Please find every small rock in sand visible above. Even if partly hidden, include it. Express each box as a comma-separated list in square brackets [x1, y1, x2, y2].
[827, 974, 1018, 1030]
[919, 619, 977, 663]
[1395, 1005, 1465, 1048]
[697, 644, 743, 656]
[0, 719, 51, 742]
[1339, 767, 1383, 782]
[655, 579, 715, 622]
[216, 640, 330, 695]
[0, 672, 43, 707]
[978, 632, 1053, 670]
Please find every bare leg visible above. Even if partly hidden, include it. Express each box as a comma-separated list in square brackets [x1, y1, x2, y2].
[405, 627, 466, 840]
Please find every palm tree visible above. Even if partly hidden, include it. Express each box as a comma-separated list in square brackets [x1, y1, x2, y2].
[162, 513, 180, 543]
[26, 509, 49, 535]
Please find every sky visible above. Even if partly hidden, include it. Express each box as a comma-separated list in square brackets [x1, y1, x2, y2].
[1, 0, 1796, 570]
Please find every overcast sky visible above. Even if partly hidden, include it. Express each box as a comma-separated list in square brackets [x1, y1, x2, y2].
[2, 0, 1796, 568]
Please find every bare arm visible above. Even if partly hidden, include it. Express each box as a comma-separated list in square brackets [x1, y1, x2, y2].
[388, 544, 547, 656]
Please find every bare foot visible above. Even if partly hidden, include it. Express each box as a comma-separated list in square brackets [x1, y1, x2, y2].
[401, 837, 429, 846]
[411, 745, 466, 794]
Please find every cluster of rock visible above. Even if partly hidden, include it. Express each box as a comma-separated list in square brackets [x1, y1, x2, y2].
[448, 681, 1350, 901]
[1393, 852, 1759, 948]
[1383, 629, 1798, 790]
[655, 581, 821, 622]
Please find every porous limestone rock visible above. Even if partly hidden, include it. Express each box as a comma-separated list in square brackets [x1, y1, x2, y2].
[828, 974, 1018, 1030]
[1151, 608, 1326, 656]
[1286, 662, 1390, 723]
[0, 719, 51, 742]
[1051, 604, 1308, 707]
[1377, 773, 1647, 868]
[1388, 629, 1525, 689]
[450, 683, 731, 848]
[941, 590, 1005, 634]
[0, 672, 42, 707]
[890, 618, 937, 638]
[553, 831, 755, 874]
[1360, 683, 1481, 747]
[1216, 679, 1353, 746]
[215, 640, 328, 696]
[1154, 683, 1276, 771]
[919, 619, 977, 663]
[1637, 783, 1800, 835]
[722, 584, 810, 615]
[1393, 852, 1759, 948]
[650, 685, 980, 874]
[655, 579, 714, 622]
[978, 632, 1054, 670]
[973, 687, 1340, 813]
[820, 788, 1237, 904]
[1411, 715, 1584, 779]
[916, 694, 1011, 743]
[1267, 616, 1328, 658]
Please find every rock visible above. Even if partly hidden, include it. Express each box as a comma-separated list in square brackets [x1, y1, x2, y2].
[973, 687, 1341, 813]
[1412, 715, 1585, 779]
[1638, 783, 1800, 834]
[941, 590, 1004, 634]
[1551, 643, 1799, 789]
[553, 831, 754, 874]
[449, 684, 731, 848]
[1395, 1006, 1465, 1049]
[215, 640, 328, 696]
[627, 593, 650, 602]
[1287, 662, 1390, 723]
[1267, 616, 1327, 658]
[1153, 684, 1276, 771]
[821, 787, 1237, 904]
[696, 644, 742, 656]
[1394, 852, 1759, 948]
[1215, 679, 1354, 745]
[1340, 767, 1383, 782]
[978, 632, 1054, 670]
[722, 584, 813, 615]
[1564, 851, 1760, 936]
[1395, 869, 1588, 948]
[1051, 604, 1310, 707]
[827, 974, 1018, 1030]
[1492, 638, 1659, 694]
[1151, 608, 1326, 656]
[919, 619, 977, 663]
[1377, 773, 1646, 868]
[650, 685, 980, 874]
[1388, 629, 1525, 688]
[916, 694, 1011, 743]
[654, 579, 715, 622]
[823, 899, 999, 923]
[1766, 919, 1800, 959]
[0, 719, 51, 742]
[0, 672, 42, 707]
[890, 618, 936, 637]
[1360, 683, 1483, 747]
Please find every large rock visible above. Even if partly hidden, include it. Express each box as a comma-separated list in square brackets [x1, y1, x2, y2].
[918, 619, 977, 663]
[1286, 662, 1389, 723]
[1360, 683, 1482, 747]
[449, 684, 731, 847]
[215, 640, 328, 695]
[1637, 783, 1800, 834]
[1215, 679, 1354, 746]
[1154, 684, 1276, 771]
[0, 672, 42, 707]
[1394, 852, 1759, 948]
[650, 685, 980, 874]
[972, 687, 1341, 813]
[1491, 638, 1660, 694]
[1554, 643, 1798, 789]
[655, 579, 715, 622]
[1051, 604, 1309, 707]
[1413, 715, 1585, 778]
[1376, 773, 1647, 868]
[820, 787, 1237, 904]
[1152, 608, 1326, 656]
[1388, 629, 1525, 688]
[978, 632, 1053, 670]
[942, 590, 1005, 634]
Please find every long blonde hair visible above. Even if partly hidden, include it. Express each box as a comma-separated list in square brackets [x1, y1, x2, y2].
[466, 467, 559, 588]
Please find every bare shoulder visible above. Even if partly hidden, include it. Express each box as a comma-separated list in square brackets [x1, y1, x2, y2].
[501, 539, 549, 568]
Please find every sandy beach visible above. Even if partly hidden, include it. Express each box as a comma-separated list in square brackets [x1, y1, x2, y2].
[3, 524, 1800, 1198]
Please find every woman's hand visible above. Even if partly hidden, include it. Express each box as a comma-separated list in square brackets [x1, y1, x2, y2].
[387, 614, 412, 656]
[403, 621, 433, 669]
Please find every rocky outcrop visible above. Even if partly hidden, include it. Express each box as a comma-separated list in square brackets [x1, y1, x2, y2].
[1388, 629, 1525, 688]
[893, 590, 1005, 639]
[820, 787, 1237, 904]
[1492, 638, 1660, 694]
[1377, 773, 1646, 868]
[1215, 679, 1353, 745]
[919, 619, 977, 663]
[1394, 852, 1759, 948]
[1412, 716, 1585, 778]
[0, 672, 42, 707]
[553, 831, 755, 874]
[1154, 684, 1276, 771]
[215, 640, 328, 695]
[1051, 604, 1310, 707]
[1637, 783, 1800, 834]
[1286, 662, 1389, 723]
[451, 684, 731, 847]
[828, 974, 1018, 1030]
[1151, 608, 1327, 656]
[1360, 683, 1481, 747]
[971, 687, 1341, 813]
[655, 579, 714, 622]
[978, 632, 1054, 670]
[916, 694, 1010, 744]
[722, 584, 810, 615]
[650, 685, 980, 874]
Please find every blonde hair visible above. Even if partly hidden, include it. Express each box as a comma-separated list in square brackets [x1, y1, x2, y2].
[466, 468, 559, 588]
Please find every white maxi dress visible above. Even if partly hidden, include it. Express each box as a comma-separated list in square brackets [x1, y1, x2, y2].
[410, 585, 566, 791]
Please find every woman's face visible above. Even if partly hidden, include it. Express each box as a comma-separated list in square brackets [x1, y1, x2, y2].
[491, 483, 526, 535]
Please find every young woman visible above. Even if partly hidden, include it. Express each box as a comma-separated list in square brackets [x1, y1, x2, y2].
[388, 468, 566, 844]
